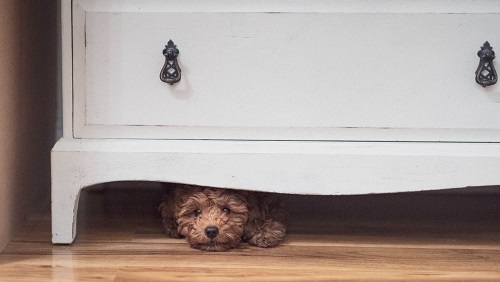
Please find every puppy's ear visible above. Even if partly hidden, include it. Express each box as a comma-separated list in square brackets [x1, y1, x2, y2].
[174, 184, 202, 196]
[234, 189, 250, 201]
[174, 184, 189, 194]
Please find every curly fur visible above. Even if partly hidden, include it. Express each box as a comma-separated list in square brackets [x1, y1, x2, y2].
[159, 185, 287, 251]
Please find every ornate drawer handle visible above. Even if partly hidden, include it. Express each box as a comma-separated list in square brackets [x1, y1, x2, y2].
[476, 41, 497, 87]
[160, 40, 181, 85]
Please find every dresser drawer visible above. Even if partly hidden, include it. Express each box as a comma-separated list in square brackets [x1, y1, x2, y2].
[72, 0, 500, 141]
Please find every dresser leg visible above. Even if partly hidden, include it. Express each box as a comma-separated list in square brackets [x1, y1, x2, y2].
[51, 182, 81, 244]
[51, 150, 82, 244]
[51, 187, 81, 244]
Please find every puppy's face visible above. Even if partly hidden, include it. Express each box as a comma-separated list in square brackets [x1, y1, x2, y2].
[176, 188, 249, 251]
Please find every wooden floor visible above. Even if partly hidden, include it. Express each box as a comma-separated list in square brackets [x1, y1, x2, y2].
[1, 184, 500, 281]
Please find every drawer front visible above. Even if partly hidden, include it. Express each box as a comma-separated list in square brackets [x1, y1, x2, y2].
[73, 0, 500, 141]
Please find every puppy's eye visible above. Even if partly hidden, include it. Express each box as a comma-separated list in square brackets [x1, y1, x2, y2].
[193, 209, 202, 216]
[222, 207, 230, 214]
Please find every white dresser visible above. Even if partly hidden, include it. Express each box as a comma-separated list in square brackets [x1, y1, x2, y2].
[52, 0, 500, 243]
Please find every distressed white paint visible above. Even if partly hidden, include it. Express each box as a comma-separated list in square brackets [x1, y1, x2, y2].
[53, 0, 500, 244]
[76, 0, 500, 14]
[72, 1, 500, 141]
[60, 0, 72, 139]
[52, 138, 500, 243]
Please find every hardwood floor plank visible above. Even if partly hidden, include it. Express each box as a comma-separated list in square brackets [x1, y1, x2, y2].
[1, 188, 500, 280]
[2, 241, 500, 280]
[2, 255, 500, 281]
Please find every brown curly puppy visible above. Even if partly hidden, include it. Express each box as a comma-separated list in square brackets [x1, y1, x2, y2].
[159, 184, 287, 251]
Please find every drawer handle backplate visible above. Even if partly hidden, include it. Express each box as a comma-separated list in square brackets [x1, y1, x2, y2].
[160, 40, 181, 85]
[476, 41, 497, 87]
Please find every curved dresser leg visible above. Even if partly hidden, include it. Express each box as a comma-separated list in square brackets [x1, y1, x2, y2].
[51, 150, 82, 244]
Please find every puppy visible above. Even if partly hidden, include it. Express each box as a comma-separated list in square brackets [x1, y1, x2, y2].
[159, 184, 287, 251]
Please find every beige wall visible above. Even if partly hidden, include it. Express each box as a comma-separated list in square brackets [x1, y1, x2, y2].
[0, 0, 57, 251]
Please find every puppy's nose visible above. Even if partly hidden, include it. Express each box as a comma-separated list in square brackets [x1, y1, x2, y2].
[205, 226, 219, 239]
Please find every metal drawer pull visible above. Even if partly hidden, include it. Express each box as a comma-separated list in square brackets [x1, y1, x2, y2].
[476, 41, 497, 87]
[160, 40, 181, 85]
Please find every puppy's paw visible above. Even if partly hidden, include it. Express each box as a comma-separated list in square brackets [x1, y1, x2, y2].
[162, 220, 183, 238]
[248, 221, 286, 248]
[166, 228, 183, 239]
